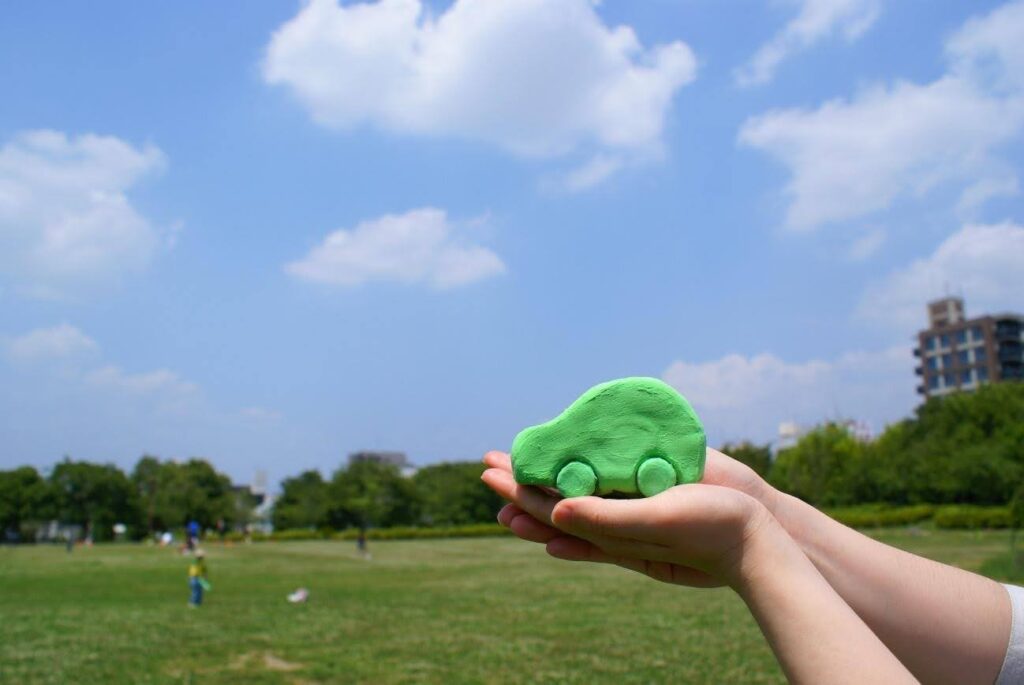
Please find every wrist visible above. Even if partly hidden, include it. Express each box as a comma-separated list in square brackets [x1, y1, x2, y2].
[727, 508, 806, 596]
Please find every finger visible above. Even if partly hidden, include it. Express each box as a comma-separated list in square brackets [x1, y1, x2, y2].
[481, 468, 559, 526]
[551, 493, 677, 545]
[545, 537, 715, 587]
[508, 512, 564, 544]
[497, 503, 522, 526]
[483, 451, 512, 472]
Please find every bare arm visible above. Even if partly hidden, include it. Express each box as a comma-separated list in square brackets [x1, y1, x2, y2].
[699, 448, 1011, 684]
[766, 488, 1009, 685]
[482, 453, 916, 684]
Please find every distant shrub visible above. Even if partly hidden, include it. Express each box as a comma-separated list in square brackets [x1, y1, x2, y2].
[268, 528, 331, 541]
[255, 523, 511, 542]
[933, 505, 1011, 529]
[825, 504, 935, 528]
[334, 524, 510, 541]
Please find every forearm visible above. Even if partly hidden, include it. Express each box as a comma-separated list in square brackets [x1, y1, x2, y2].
[735, 518, 916, 685]
[770, 491, 1010, 685]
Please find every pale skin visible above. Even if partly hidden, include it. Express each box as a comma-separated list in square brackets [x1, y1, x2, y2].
[482, 448, 1013, 685]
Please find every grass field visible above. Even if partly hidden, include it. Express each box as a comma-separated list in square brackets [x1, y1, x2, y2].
[0, 528, 1013, 684]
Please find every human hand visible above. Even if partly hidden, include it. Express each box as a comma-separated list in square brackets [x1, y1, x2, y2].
[481, 450, 778, 589]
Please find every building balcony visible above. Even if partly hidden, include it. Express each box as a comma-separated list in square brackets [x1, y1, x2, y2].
[996, 325, 1022, 341]
[999, 347, 1023, 363]
[912, 348, 921, 357]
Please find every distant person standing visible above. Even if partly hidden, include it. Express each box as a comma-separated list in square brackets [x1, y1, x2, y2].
[186, 519, 200, 551]
[356, 528, 370, 560]
[188, 550, 208, 607]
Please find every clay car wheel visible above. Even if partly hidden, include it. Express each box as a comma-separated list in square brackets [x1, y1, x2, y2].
[637, 457, 677, 497]
[556, 461, 598, 498]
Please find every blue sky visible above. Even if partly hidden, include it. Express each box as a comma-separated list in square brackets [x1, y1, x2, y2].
[2, 0, 1023, 487]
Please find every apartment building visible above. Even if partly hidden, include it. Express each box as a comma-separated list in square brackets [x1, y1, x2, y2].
[914, 297, 1023, 399]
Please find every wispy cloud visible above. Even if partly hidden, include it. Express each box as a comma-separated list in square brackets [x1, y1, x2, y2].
[735, 0, 880, 86]
[858, 221, 1024, 331]
[0, 130, 169, 297]
[285, 207, 506, 289]
[263, 0, 697, 188]
[739, 1, 1024, 231]
[663, 345, 913, 443]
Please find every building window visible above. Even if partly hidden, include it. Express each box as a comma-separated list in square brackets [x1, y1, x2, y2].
[974, 348, 987, 363]
[927, 357, 938, 370]
[971, 326, 984, 342]
[941, 354, 952, 369]
[943, 372, 955, 387]
[977, 367, 989, 382]
[960, 370, 972, 385]
[940, 334, 951, 348]
[926, 336, 937, 351]
[957, 350, 969, 365]
[929, 375, 940, 390]
[956, 330, 967, 345]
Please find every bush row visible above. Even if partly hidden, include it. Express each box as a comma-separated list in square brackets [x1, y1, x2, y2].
[932, 506, 1011, 530]
[825, 504, 935, 528]
[822, 503, 1012, 529]
[219, 523, 513, 543]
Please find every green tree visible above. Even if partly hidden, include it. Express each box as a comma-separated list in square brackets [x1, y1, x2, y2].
[870, 383, 1024, 505]
[326, 460, 418, 531]
[129, 456, 236, 532]
[0, 466, 54, 539]
[50, 459, 139, 541]
[769, 423, 866, 506]
[413, 462, 503, 526]
[272, 470, 329, 530]
[719, 442, 773, 478]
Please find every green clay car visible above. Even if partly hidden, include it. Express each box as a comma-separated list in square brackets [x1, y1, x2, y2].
[511, 377, 706, 498]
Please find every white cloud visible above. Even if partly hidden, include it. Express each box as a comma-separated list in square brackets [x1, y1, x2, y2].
[85, 365, 200, 404]
[739, 1, 1024, 231]
[847, 227, 886, 261]
[240, 406, 283, 422]
[263, 0, 696, 185]
[559, 154, 626, 193]
[0, 130, 168, 296]
[285, 207, 505, 289]
[736, 0, 880, 87]
[4, 323, 98, 363]
[858, 221, 1024, 331]
[662, 345, 914, 444]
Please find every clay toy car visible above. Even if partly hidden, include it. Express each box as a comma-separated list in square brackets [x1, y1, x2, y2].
[511, 377, 706, 498]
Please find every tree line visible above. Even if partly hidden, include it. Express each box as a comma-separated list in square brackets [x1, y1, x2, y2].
[0, 453, 503, 542]
[3, 382, 1022, 542]
[726, 382, 1024, 507]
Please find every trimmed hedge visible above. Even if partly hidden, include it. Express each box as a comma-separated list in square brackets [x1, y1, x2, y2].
[825, 504, 935, 528]
[334, 524, 510, 541]
[236, 523, 512, 542]
[933, 505, 1011, 530]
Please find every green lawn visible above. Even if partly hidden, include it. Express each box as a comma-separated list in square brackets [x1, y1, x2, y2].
[0, 528, 1013, 684]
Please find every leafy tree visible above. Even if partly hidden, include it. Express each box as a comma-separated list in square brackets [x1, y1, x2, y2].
[0, 466, 54, 538]
[131, 455, 163, 533]
[50, 459, 139, 541]
[129, 456, 235, 532]
[326, 460, 418, 531]
[769, 423, 866, 506]
[413, 462, 503, 526]
[869, 383, 1024, 505]
[272, 470, 329, 530]
[719, 442, 773, 478]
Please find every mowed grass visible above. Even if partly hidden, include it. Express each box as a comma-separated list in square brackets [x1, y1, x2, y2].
[0, 528, 1012, 684]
